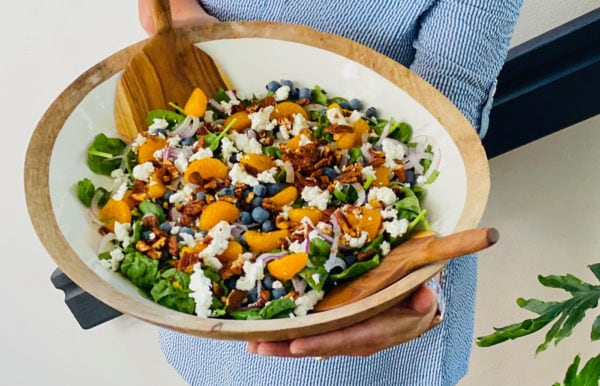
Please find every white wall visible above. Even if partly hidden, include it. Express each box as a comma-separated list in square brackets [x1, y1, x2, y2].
[511, 0, 600, 46]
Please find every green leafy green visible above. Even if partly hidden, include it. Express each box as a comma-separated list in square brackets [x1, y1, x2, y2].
[119, 251, 158, 290]
[308, 237, 331, 266]
[332, 184, 358, 204]
[311, 85, 329, 105]
[388, 121, 413, 143]
[300, 266, 328, 291]
[150, 269, 194, 314]
[147, 109, 185, 128]
[330, 254, 380, 281]
[138, 200, 166, 223]
[87, 133, 126, 176]
[76, 178, 110, 208]
[259, 297, 296, 319]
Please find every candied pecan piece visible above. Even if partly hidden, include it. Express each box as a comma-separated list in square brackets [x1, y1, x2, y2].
[393, 163, 406, 183]
[174, 249, 199, 273]
[336, 163, 363, 184]
[368, 148, 386, 167]
[225, 289, 247, 311]
[183, 200, 204, 217]
[324, 124, 354, 134]
[142, 214, 159, 228]
[168, 235, 179, 257]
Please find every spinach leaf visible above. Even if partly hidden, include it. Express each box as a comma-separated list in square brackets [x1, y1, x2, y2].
[76, 178, 109, 208]
[150, 269, 194, 314]
[259, 297, 296, 319]
[300, 266, 328, 291]
[119, 251, 158, 290]
[228, 308, 263, 320]
[138, 200, 166, 223]
[308, 237, 330, 266]
[87, 133, 126, 176]
[146, 109, 185, 128]
[330, 254, 380, 281]
[388, 121, 413, 144]
[348, 147, 363, 163]
[311, 85, 329, 106]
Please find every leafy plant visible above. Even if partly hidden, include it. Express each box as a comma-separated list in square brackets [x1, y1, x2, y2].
[476, 263, 600, 385]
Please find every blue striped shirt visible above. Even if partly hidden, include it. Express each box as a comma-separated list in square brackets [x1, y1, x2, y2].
[159, 1, 523, 385]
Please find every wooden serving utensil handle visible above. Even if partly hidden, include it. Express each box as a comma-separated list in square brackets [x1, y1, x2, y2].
[150, 0, 173, 34]
[314, 227, 499, 312]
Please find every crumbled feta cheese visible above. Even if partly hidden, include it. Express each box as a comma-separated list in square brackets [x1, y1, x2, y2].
[189, 263, 213, 317]
[132, 162, 154, 181]
[343, 231, 368, 248]
[383, 218, 409, 238]
[381, 137, 406, 168]
[219, 99, 241, 115]
[148, 118, 169, 131]
[272, 280, 284, 289]
[367, 187, 397, 207]
[110, 169, 127, 189]
[348, 110, 363, 126]
[169, 184, 195, 205]
[232, 132, 263, 154]
[301, 186, 330, 210]
[294, 290, 324, 316]
[380, 206, 398, 220]
[104, 247, 125, 272]
[131, 133, 147, 150]
[220, 137, 238, 164]
[174, 151, 189, 174]
[257, 168, 277, 184]
[298, 134, 312, 147]
[380, 240, 391, 256]
[249, 106, 276, 132]
[291, 113, 309, 136]
[274, 85, 290, 101]
[361, 165, 376, 181]
[112, 182, 128, 201]
[188, 147, 213, 162]
[416, 175, 428, 185]
[167, 136, 181, 147]
[153, 148, 164, 160]
[236, 260, 265, 291]
[326, 107, 348, 125]
[204, 110, 214, 123]
[198, 221, 232, 271]
[179, 232, 197, 248]
[289, 239, 308, 254]
[229, 163, 260, 187]
[114, 222, 132, 248]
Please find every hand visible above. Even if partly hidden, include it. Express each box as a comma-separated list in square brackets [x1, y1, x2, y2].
[247, 281, 442, 358]
[138, 0, 218, 35]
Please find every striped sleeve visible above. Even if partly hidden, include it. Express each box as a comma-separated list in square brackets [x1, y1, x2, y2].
[410, 0, 523, 137]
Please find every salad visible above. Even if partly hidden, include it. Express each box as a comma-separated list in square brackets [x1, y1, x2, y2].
[76, 80, 439, 319]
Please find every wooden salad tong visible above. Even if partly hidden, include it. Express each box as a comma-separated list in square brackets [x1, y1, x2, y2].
[314, 227, 499, 311]
[114, 0, 231, 141]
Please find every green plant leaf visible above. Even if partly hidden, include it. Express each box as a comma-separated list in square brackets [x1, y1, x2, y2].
[589, 263, 600, 283]
[538, 273, 596, 294]
[591, 315, 600, 341]
[557, 354, 600, 386]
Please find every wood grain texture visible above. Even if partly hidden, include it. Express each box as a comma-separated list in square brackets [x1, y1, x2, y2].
[114, 0, 230, 140]
[24, 21, 490, 341]
[315, 228, 499, 311]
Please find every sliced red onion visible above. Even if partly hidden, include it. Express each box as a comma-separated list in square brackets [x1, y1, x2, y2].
[97, 233, 117, 255]
[168, 207, 182, 222]
[353, 183, 366, 206]
[374, 121, 392, 148]
[162, 147, 172, 162]
[225, 90, 239, 103]
[282, 161, 295, 183]
[171, 115, 200, 138]
[360, 142, 372, 163]
[208, 99, 226, 113]
[303, 104, 326, 112]
[329, 214, 341, 254]
[256, 251, 288, 265]
[291, 276, 307, 296]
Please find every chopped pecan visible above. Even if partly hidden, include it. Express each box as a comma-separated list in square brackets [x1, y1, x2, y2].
[324, 124, 354, 134]
[142, 214, 159, 228]
[225, 289, 247, 311]
[220, 256, 244, 280]
[168, 235, 179, 257]
[263, 95, 276, 107]
[131, 179, 148, 201]
[183, 200, 204, 217]
[336, 163, 363, 184]
[173, 249, 199, 273]
[393, 163, 406, 182]
[333, 208, 359, 237]
[155, 160, 179, 184]
[368, 148, 386, 167]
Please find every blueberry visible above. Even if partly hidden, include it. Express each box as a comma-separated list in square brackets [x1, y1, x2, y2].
[349, 98, 363, 111]
[253, 184, 267, 197]
[365, 106, 378, 119]
[218, 187, 234, 197]
[298, 87, 311, 100]
[405, 169, 416, 185]
[271, 287, 287, 299]
[266, 80, 281, 93]
[265, 183, 282, 196]
[142, 230, 155, 240]
[163, 190, 175, 202]
[250, 196, 263, 208]
[179, 227, 194, 236]
[339, 101, 351, 110]
[262, 274, 275, 290]
[239, 211, 253, 225]
[225, 277, 238, 291]
[289, 87, 299, 99]
[246, 286, 259, 303]
[158, 222, 172, 234]
[261, 219, 275, 232]
[322, 166, 337, 180]
[181, 136, 195, 146]
[251, 207, 270, 223]
[280, 79, 294, 90]
[151, 128, 167, 137]
[343, 254, 357, 266]
[195, 192, 206, 201]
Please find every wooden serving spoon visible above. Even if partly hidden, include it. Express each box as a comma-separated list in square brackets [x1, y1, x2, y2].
[314, 227, 499, 311]
[114, 0, 231, 141]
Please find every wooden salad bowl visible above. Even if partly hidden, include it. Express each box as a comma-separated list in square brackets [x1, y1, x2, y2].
[24, 22, 490, 341]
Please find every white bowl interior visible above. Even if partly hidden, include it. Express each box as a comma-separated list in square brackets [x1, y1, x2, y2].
[48, 38, 466, 304]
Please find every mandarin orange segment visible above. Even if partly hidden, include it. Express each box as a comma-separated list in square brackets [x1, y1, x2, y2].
[270, 101, 308, 120]
[372, 166, 391, 187]
[334, 132, 357, 149]
[183, 88, 208, 117]
[184, 158, 228, 183]
[267, 252, 309, 281]
[352, 119, 370, 146]
[98, 198, 132, 232]
[218, 240, 243, 264]
[137, 135, 168, 164]
[198, 201, 240, 231]
[265, 186, 298, 208]
[147, 171, 167, 199]
[245, 229, 290, 254]
[224, 111, 252, 131]
[287, 207, 322, 224]
[239, 153, 275, 173]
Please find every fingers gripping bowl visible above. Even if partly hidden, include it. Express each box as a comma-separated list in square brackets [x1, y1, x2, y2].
[24, 22, 490, 341]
